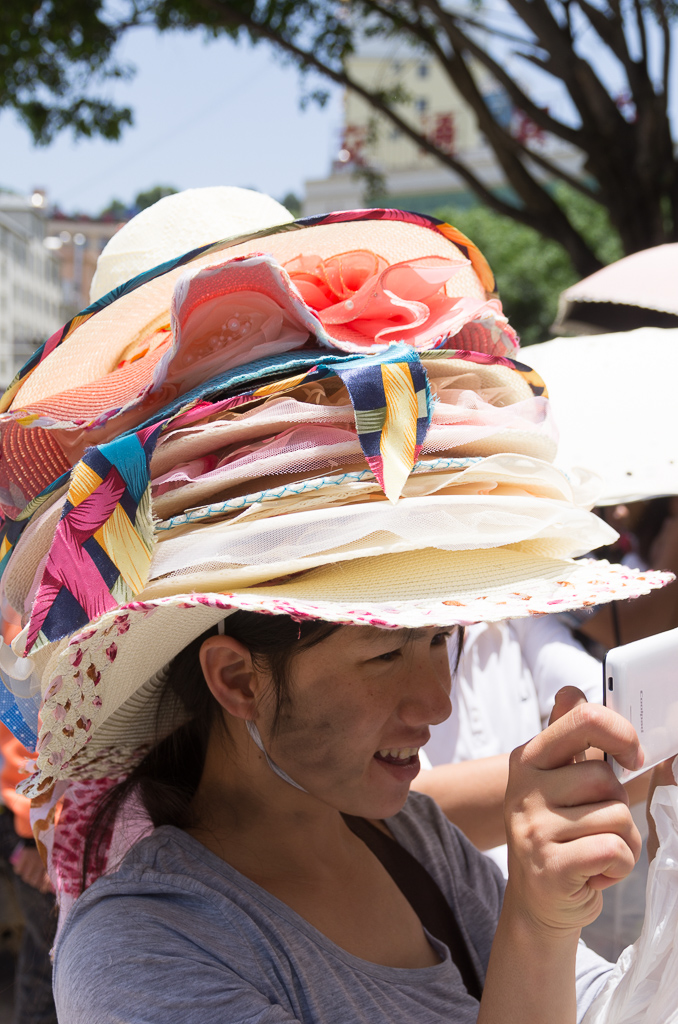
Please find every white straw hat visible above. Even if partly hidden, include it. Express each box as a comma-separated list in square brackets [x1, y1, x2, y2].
[89, 186, 294, 302]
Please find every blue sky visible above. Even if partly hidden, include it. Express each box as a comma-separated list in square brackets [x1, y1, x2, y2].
[0, 27, 343, 215]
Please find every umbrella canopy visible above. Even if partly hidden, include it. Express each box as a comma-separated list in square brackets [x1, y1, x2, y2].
[525, 327, 678, 505]
[555, 244, 678, 335]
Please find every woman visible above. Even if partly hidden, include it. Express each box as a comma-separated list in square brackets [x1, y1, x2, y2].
[53, 612, 641, 1023]
[0, 200, 668, 1023]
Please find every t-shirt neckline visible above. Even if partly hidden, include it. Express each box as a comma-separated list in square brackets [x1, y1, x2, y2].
[152, 823, 455, 984]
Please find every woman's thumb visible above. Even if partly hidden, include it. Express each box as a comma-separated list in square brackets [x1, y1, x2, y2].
[548, 685, 589, 727]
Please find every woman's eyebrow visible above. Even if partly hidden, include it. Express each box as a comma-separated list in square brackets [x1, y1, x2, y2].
[355, 627, 433, 648]
[350, 627, 409, 647]
[407, 628, 435, 642]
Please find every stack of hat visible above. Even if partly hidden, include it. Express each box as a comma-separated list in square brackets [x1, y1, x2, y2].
[0, 192, 669, 802]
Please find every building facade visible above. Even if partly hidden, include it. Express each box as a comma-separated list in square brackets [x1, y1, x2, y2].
[45, 211, 125, 320]
[0, 192, 63, 389]
[303, 50, 582, 217]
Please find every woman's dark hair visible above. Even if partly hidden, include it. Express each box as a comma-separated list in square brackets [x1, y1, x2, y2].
[634, 497, 673, 566]
[597, 497, 673, 567]
[82, 611, 340, 888]
[82, 613, 464, 889]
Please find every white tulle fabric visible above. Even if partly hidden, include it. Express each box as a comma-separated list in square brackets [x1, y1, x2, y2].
[154, 454, 587, 531]
[148, 495, 617, 580]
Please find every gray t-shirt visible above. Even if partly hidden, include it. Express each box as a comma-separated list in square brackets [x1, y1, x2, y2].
[54, 792, 611, 1023]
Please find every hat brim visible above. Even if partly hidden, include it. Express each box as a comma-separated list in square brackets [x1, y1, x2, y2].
[20, 544, 672, 794]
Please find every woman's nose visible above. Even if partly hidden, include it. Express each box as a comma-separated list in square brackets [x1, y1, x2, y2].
[398, 658, 452, 727]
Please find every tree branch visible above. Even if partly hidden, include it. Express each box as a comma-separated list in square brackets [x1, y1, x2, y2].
[358, 0, 451, 69]
[576, 0, 639, 82]
[654, 0, 672, 110]
[413, 0, 583, 147]
[184, 0, 642, 270]
[188, 0, 539, 224]
[452, 11, 541, 48]
[189, 0, 607, 273]
[360, 1, 602, 270]
[507, 0, 629, 134]
[408, 5, 590, 204]
[519, 145, 599, 201]
[632, 0, 649, 70]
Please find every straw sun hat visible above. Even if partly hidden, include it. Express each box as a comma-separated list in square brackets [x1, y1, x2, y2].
[89, 186, 295, 302]
[0, 198, 670, 798]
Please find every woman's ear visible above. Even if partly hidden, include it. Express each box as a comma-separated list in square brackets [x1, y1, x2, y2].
[199, 636, 260, 721]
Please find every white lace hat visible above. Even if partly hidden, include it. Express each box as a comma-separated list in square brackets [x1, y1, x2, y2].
[16, 542, 669, 794]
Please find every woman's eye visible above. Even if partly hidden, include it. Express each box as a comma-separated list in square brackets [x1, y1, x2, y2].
[375, 648, 401, 662]
[431, 630, 452, 646]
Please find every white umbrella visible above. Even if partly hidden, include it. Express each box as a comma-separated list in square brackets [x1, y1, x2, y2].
[554, 244, 678, 334]
[562, 244, 678, 313]
[525, 327, 678, 505]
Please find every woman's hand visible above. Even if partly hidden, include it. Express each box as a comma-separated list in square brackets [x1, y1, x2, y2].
[480, 688, 642, 1023]
[503, 685, 643, 936]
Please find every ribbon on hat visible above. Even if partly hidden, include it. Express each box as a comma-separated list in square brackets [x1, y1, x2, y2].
[21, 346, 432, 654]
[148, 343, 430, 505]
[330, 345, 430, 503]
[422, 348, 548, 398]
[25, 423, 162, 653]
[212, 344, 431, 502]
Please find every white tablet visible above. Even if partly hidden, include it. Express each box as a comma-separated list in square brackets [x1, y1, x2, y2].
[604, 627, 678, 782]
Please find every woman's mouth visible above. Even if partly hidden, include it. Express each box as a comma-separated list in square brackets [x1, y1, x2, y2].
[375, 746, 419, 766]
[373, 747, 421, 781]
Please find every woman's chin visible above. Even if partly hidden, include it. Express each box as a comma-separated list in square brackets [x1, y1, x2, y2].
[335, 792, 409, 821]
[333, 763, 415, 820]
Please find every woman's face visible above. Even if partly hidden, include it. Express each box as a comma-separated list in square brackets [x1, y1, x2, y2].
[257, 625, 456, 820]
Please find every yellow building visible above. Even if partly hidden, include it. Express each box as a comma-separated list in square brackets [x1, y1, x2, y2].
[341, 53, 481, 172]
[303, 49, 580, 216]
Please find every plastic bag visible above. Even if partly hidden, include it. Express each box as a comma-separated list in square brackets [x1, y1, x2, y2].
[582, 759, 678, 1023]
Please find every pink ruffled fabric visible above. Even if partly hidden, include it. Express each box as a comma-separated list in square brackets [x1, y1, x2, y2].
[151, 425, 365, 516]
[285, 251, 518, 354]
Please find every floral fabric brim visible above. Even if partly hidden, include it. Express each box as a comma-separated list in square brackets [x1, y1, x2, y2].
[13, 548, 672, 795]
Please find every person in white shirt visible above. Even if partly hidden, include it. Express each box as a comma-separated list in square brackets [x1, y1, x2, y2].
[415, 616, 603, 875]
